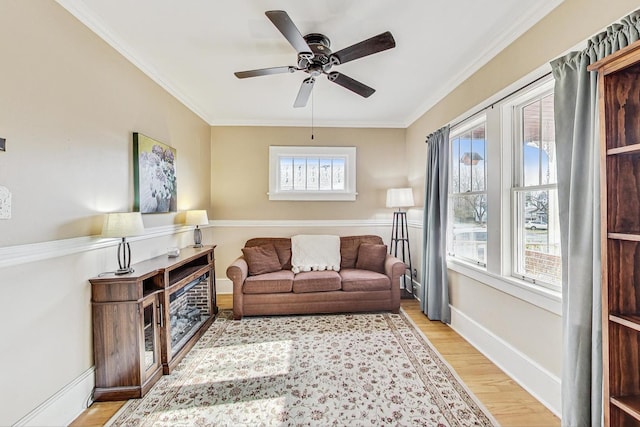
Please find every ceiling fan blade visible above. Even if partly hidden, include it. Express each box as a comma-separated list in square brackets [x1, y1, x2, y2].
[327, 72, 375, 98]
[330, 31, 396, 65]
[265, 10, 313, 58]
[294, 77, 315, 108]
[234, 66, 296, 79]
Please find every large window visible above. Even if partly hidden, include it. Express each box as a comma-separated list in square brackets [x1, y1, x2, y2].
[269, 146, 356, 201]
[445, 75, 562, 301]
[448, 117, 487, 266]
[512, 91, 561, 289]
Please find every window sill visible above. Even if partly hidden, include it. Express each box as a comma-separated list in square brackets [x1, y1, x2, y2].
[447, 258, 562, 316]
[268, 192, 357, 201]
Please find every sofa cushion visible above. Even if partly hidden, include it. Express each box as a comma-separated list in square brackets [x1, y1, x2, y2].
[245, 238, 292, 270]
[242, 244, 281, 276]
[274, 243, 292, 270]
[355, 243, 388, 274]
[243, 270, 294, 294]
[293, 270, 342, 293]
[340, 235, 384, 269]
[340, 268, 391, 291]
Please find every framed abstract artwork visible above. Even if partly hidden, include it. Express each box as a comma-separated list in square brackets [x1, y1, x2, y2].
[133, 133, 177, 213]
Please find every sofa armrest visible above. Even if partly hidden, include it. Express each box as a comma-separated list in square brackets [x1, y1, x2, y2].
[226, 256, 248, 320]
[384, 254, 405, 311]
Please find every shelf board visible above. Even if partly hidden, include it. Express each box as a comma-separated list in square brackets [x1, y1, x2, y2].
[610, 314, 640, 332]
[611, 395, 640, 422]
[608, 144, 640, 155]
[167, 265, 209, 289]
[608, 233, 640, 242]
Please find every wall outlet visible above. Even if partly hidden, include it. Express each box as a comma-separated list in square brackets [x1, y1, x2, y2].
[0, 186, 11, 219]
[412, 268, 417, 278]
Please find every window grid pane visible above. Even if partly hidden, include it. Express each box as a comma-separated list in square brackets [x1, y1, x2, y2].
[319, 159, 332, 190]
[450, 194, 487, 265]
[307, 158, 319, 190]
[332, 158, 345, 190]
[514, 188, 561, 287]
[293, 158, 306, 190]
[280, 157, 293, 190]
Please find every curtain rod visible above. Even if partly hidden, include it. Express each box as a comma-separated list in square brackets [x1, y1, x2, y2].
[448, 71, 553, 131]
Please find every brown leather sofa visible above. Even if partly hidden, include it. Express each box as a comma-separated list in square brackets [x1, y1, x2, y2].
[226, 235, 405, 320]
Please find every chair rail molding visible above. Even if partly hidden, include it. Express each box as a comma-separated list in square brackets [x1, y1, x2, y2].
[0, 224, 196, 269]
[0, 219, 423, 269]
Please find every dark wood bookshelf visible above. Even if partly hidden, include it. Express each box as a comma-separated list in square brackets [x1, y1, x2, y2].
[589, 39, 640, 427]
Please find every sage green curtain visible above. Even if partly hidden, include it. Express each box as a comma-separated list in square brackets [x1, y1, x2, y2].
[550, 9, 640, 426]
[421, 126, 450, 322]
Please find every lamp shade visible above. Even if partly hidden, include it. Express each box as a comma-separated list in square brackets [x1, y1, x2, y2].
[101, 212, 144, 238]
[185, 210, 209, 226]
[386, 188, 414, 208]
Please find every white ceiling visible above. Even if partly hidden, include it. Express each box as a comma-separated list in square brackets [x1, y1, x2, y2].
[56, 0, 562, 128]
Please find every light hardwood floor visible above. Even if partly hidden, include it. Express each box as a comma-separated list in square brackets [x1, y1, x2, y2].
[70, 294, 560, 426]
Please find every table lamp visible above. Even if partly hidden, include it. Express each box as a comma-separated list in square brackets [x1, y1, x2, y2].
[101, 212, 144, 275]
[185, 210, 209, 248]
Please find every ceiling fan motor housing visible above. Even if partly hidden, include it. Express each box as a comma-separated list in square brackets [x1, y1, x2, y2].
[298, 33, 333, 74]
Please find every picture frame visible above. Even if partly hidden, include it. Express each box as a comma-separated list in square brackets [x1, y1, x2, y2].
[133, 133, 177, 213]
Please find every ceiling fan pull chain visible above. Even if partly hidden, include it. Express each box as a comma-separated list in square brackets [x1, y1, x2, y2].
[311, 90, 314, 140]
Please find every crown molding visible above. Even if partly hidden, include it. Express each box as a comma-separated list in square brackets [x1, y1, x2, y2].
[404, 0, 565, 127]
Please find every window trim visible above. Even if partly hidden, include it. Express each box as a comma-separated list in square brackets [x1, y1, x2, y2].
[268, 146, 357, 201]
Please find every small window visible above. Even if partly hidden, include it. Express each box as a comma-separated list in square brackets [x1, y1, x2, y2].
[448, 117, 488, 266]
[512, 90, 561, 290]
[269, 146, 356, 201]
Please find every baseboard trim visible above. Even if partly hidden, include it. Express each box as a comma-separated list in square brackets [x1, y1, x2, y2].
[13, 367, 95, 427]
[216, 278, 233, 294]
[448, 305, 561, 417]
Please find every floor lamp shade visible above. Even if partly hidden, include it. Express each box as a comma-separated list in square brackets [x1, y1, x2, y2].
[386, 188, 414, 209]
[101, 212, 144, 275]
[185, 210, 209, 248]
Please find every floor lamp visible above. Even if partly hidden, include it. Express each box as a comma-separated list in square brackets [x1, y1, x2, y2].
[386, 188, 414, 298]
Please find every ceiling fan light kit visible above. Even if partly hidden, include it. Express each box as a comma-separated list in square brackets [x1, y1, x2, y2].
[234, 10, 396, 108]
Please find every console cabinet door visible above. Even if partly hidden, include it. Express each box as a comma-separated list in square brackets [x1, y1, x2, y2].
[141, 294, 162, 383]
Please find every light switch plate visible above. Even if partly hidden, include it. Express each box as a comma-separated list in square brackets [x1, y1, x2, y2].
[0, 186, 11, 219]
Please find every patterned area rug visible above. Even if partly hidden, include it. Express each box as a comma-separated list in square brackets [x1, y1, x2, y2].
[107, 310, 498, 426]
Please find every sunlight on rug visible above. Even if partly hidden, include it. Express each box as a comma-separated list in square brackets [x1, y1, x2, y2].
[107, 310, 498, 426]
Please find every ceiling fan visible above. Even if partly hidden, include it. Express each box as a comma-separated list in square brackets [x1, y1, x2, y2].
[234, 10, 396, 108]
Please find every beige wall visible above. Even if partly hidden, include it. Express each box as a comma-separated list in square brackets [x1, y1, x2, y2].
[211, 126, 407, 271]
[0, 2, 210, 425]
[211, 126, 406, 220]
[0, 1, 211, 247]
